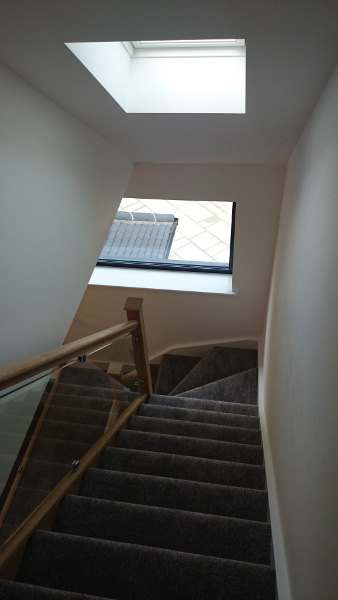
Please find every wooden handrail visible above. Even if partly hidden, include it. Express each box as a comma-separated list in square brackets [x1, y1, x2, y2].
[0, 320, 138, 392]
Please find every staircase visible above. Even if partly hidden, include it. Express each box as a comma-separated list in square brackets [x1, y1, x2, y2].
[0, 346, 276, 599]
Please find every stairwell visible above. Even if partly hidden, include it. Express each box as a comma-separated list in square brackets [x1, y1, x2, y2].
[0, 346, 276, 599]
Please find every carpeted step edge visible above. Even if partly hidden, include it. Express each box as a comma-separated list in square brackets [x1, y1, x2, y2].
[17, 530, 276, 600]
[127, 414, 262, 446]
[115, 428, 264, 465]
[53, 494, 272, 564]
[99, 446, 266, 491]
[148, 394, 259, 416]
[140, 402, 261, 429]
[80, 468, 269, 522]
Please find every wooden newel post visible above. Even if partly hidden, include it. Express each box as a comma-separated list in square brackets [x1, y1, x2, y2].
[124, 297, 153, 396]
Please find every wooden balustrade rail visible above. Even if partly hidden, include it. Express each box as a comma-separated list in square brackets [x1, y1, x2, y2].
[0, 321, 138, 392]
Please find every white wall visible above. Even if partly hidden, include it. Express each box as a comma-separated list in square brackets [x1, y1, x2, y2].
[0, 63, 133, 367]
[66, 164, 285, 357]
[263, 62, 338, 599]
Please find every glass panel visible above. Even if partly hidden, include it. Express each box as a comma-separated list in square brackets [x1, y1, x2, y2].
[0, 333, 139, 547]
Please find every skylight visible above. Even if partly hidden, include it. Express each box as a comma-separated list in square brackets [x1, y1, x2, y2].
[132, 39, 244, 47]
[66, 39, 246, 114]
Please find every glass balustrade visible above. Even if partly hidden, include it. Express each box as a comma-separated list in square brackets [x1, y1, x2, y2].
[0, 332, 140, 547]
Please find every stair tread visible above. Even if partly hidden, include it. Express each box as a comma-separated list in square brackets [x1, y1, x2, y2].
[53, 494, 271, 563]
[43, 405, 109, 427]
[17, 530, 276, 600]
[58, 365, 125, 390]
[40, 419, 105, 444]
[116, 428, 264, 465]
[148, 393, 259, 415]
[50, 392, 118, 412]
[141, 401, 261, 428]
[52, 382, 127, 400]
[80, 468, 268, 521]
[127, 414, 262, 446]
[170, 347, 258, 395]
[100, 446, 266, 490]
[176, 367, 259, 406]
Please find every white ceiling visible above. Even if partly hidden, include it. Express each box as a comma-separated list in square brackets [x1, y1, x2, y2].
[1, 0, 338, 164]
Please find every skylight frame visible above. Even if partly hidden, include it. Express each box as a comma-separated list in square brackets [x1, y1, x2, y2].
[132, 39, 245, 48]
[123, 39, 246, 59]
[66, 39, 246, 113]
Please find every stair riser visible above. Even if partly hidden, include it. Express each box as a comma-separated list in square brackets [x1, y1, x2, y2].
[127, 415, 262, 445]
[54, 495, 272, 564]
[17, 531, 276, 600]
[116, 429, 264, 465]
[80, 469, 269, 522]
[148, 394, 259, 416]
[100, 446, 266, 490]
[140, 403, 261, 429]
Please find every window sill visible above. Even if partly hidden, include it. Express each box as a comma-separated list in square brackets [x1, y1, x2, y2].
[89, 266, 235, 295]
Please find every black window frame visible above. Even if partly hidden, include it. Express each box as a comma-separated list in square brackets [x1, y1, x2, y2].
[97, 202, 236, 275]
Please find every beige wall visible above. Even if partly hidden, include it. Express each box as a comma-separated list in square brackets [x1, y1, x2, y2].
[66, 164, 285, 357]
[262, 62, 338, 599]
[0, 63, 133, 366]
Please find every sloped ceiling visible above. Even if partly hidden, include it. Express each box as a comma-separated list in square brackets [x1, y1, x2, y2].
[0, 0, 338, 164]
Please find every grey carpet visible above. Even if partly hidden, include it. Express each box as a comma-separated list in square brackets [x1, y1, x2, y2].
[100, 446, 267, 490]
[154, 353, 200, 395]
[17, 531, 275, 600]
[126, 414, 262, 445]
[2, 345, 275, 599]
[115, 428, 264, 464]
[53, 495, 272, 563]
[148, 393, 259, 415]
[139, 401, 260, 428]
[80, 468, 268, 522]
[170, 346, 258, 395]
[177, 367, 258, 404]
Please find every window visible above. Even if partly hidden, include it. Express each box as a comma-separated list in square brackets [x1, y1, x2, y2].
[97, 199, 236, 274]
[65, 39, 246, 114]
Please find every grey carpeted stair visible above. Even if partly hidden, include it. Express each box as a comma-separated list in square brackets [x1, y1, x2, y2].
[17, 530, 275, 600]
[139, 400, 260, 427]
[53, 494, 272, 563]
[126, 414, 262, 445]
[1, 345, 275, 599]
[148, 392, 259, 415]
[170, 346, 258, 395]
[99, 446, 267, 490]
[154, 353, 201, 394]
[115, 428, 264, 464]
[177, 367, 259, 404]
[80, 468, 268, 521]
